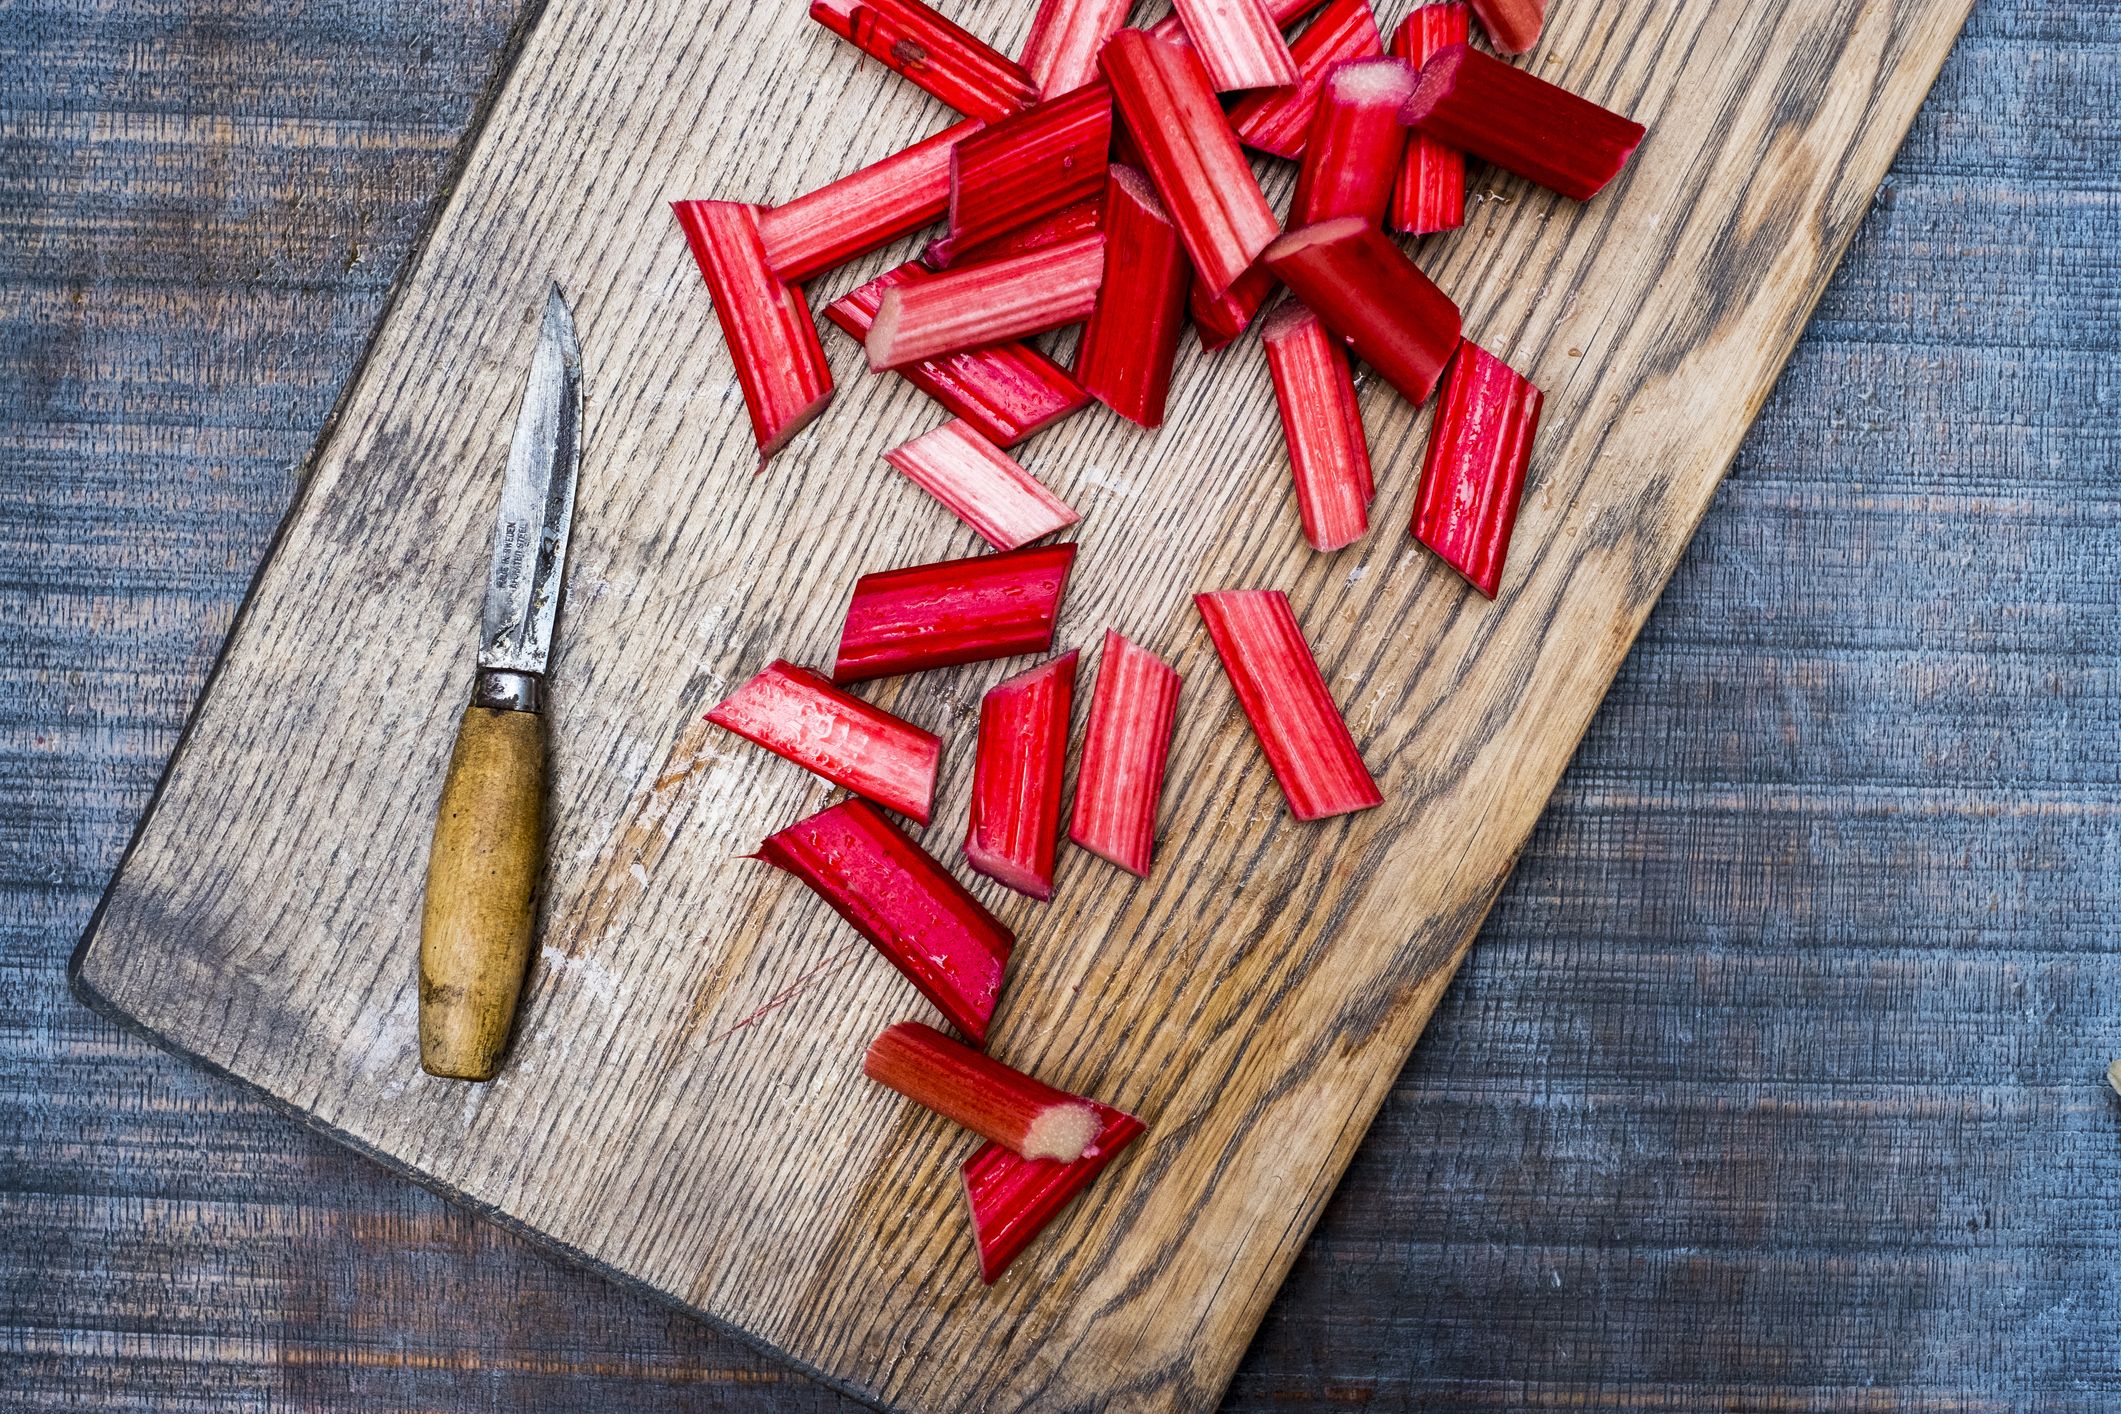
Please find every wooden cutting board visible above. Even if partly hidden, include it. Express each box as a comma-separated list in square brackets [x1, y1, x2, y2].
[72, 0, 1972, 1408]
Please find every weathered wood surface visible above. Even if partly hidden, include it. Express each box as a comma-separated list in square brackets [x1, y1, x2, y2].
[16, 0, 2120, 1410]
[56, 0, 1978, 1404]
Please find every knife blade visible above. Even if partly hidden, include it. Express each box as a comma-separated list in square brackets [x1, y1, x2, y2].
[418, 284, 584, 1081]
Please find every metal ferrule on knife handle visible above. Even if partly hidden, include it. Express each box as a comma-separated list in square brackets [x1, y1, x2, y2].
[419, 287, 583, 1081]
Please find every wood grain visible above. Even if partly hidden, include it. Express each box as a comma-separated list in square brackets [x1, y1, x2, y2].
[45, 0, 1985, 1407]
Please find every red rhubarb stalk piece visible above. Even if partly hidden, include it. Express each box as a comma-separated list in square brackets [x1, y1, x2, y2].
[1468, 0, 1544, 56]
[1145, 0, 1331, 47]
[866, 234, 1105, 370]
[1168, 0, 1301, 91]
[1068, 630, 1181, 877]
[924, 193, 1103, 269]
[885, 420, 1079, 550]
[1194, 589, 1381, 820]
[1226, 0, 1383, 160]
[672, 200, 834, 465]
[1411, 341, 1542, 597]
[809, 0, 1039, 122]
[1290, 57, 1414, 227]
[825, 263, 1089, 447]
[707, 661, 942, 823]
[1261, 216, 1460, 404]
[1261, 303, 1371, 552]
[962, 1102, 1144, 1283]
[756, 119, 981, 284]
[1076, 166, 1190, 428]
[1100, 31, 1280, 299]
[834, 542, 1078, 682]
[965, 650, 1079, 900]
[1389, 5, 1469, 234]
[1019, 0, 1132, 98]
[755, 799, 1012, 1044]
[1401, 44, 1645, 201]
[866, 1021, 1105, 1161]
[946, 84, 1113, 253]
[1189, 261, 1277, 351]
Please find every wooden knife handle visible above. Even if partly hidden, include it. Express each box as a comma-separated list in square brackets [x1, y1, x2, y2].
[418, 704, 544, 1080]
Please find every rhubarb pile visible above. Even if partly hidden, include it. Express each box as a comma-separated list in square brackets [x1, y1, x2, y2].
[683, 0, 1643, 1283]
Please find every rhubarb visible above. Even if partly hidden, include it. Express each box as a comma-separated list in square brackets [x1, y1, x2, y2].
[757, 118, 980, 284]
[1411, 341, 1542, 597]
[825, 263, 1089, 447]
[866, 234, 1105, 370]
[1019, 0, 1131, 98]
[1145, 0, 1331, 47]
[672, 200, 834, 464]
[1068, 630, 1181, 877]
[866, 1021, 1105, 1161]
[834, 542, 1077, 682]
[1226, 0, 1382, 160]
[1468, 0, 1544, 55]
[1389, 5, 1469, 234]
[707, 660, 942, 823]
[1290, 56, 1415, 227]
[1261, 302, 1371, 552]
[1262, 216, 1461, 404]
[809, 0, 1038, 122]
[965, 650, 1078, 899]
[1100, 30, 1280, 299]
[1195, 589, 1381, 820]
[962, 1102, 1144, 1283]
[884, 419, 1079, 550]
[1168, 0, 1300, 91]
[1401, 44, 1645, 201]
[946, 84, 1113, 254]
[755, 799, 1012, 1044]
[1189, 262, 1276, 351]
[1076, 166, 1190, 428]
[924, 193, 1102, 269]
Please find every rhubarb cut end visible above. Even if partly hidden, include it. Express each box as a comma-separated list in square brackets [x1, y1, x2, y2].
[756, 385, 837, 465]
[865, 291, 910, 371]
[962, 841, 1058, 901]
[1024, 1103, 1102, 1163]
[1327, 53, 1417, 106]
[1398, 42, 1467, 126]
[1262, 213, 1368, 265]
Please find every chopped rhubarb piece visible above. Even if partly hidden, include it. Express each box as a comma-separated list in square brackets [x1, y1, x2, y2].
[1168, 0, 1300, 91]
[866, 1020, 1103, 1161]
[672, 200, 834, 465]
[1019, 0, 1132, 98]
[946, 84, 1113, 254]
[1100, 31, 1280, 299]
[756, 119, 980, 284]
[962, 1102, 1144, 1283]
[755, 799, 1012, 1044]
[1261, 303, 1371, 552]
[1390, 5, 1469, 234]
[1226, 0, 1382, 159]
[1468, 0, 1543, 55]
[825, 263, 1089, 447]
[707, 660, 942, 823]
[834, 542, 1077, 682]
[1262, 216, 1461, 404]
[1189, 262, 1276, 351]
[965, 650, 1078, 900]
[924, 194, 1103, 269]
[866, 235, 1105, 370]
[1402, 44, 1645, 201]
[1068, 630, 1181, 877]
[1290, 57, 1414, 227]
[1076, 166, 1190, 428]
[809, 0, 1039, 122]
[1145, 0, 1331, 47]
[884, 420, 1079, 550]
[1411, 341, 1543, 597]
[1194, 589, 1381, 820]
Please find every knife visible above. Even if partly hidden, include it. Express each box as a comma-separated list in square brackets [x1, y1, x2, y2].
[418, 285, 584, 1081]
